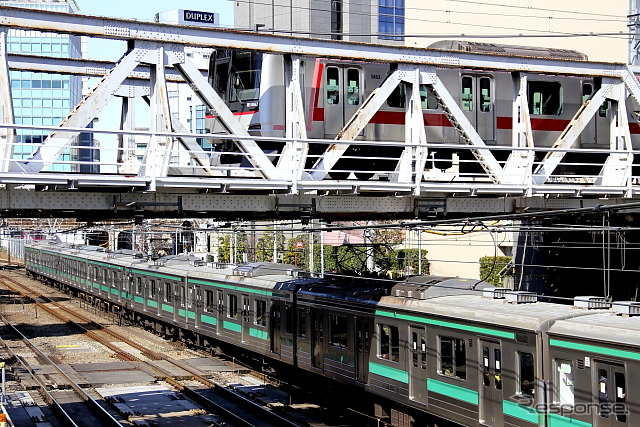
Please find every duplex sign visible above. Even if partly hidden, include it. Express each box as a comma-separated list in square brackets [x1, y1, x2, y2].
[183, 10, 218, 25]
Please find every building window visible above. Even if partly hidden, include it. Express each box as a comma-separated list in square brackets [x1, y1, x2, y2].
[439, 336, 466, 379]
[379, 0, 405, 41]
[378, 324, 399, 362]
[331, 0, 343, 40]
[329, 314, 348, 348]
[254, 299, 266, 326]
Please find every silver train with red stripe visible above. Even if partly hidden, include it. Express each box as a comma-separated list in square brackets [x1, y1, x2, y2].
[207, 41, 638, 180]
[25, 241, 640, 427]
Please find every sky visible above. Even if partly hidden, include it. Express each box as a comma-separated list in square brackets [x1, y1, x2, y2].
[70, 1, 235, 170]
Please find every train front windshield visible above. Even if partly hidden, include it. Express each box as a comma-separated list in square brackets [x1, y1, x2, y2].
[228, 51, 263, 103]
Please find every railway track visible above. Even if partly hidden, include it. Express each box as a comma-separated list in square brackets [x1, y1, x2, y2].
[0, 268, 319, 426]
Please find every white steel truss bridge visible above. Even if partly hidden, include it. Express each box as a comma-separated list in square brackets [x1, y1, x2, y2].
[3, 6, 640, 220]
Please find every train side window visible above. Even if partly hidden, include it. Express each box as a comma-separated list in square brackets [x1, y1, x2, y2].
[329, 314, 348, 349]
[346, 68, 360, 105]
[387, 84, 405, 108]
[180, 286, 186, 307]
[228, 294, 238, 319]
[298, 308, 307, 338]
[582, 83, 593, 104]
[164, 283, 172, 302]
[204, 290, 214, 312]
[438, 336, 466, 380]
[479, 77, 491, 112]
[326, 67, 340, 105]
[461, 76, 473, 111]
[150, 280, 156, 298]
[517, 352, 535, 397]
[528, 81, 562, 115]
[420, 84, 438, 110]
[599, 100, 610, 118]
[284, 305, 293, 334]
[554, 359, 574, 406]
[378, 324, 399, 362]
[254, 299, 266, 326]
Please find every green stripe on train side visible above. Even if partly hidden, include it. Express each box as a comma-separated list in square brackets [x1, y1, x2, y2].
[201, 314, 217, 326]
[376, 310, 515, 339]
[161, 304, 174, 313]
[548, 413, 592, 427]
[427, 378, 478, 405]
[249, 328, 269, 340]
[369, 361, 409, 383]
[550, 339, 640, 361]
[502, 400, 539, 424]
[223, 321, 241, 333]
[188, 278, 274, 296]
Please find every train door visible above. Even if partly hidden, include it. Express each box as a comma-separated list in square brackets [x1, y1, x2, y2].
[409, 326, 428, 404]
[217, 290, 224, 335]
[324, 65, 363, 138]
[355, 316, 370, 383]
[593, 361, 627, 427]
[461, 74, 495, 141]
[479, 339, 504, 426]
[271, 301, 281, 355]
[242, 296, 250, 343]
[311, 308, 324, 370]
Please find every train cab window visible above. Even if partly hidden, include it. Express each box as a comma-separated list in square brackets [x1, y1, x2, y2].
[420, 84, 438, 110]
[254, 299, 266, 326]
[517, 352, 535, 397]
[438, 336, 466, 379]
[228, 51, 262, 102]
[298, 308, 307, 338]
[528, 81, 562, 115]
[326, 67, 340, 105]
[284, 305, 293, 334]
[461, 76, 473, 111]
[554, 359, 575, 406]
[346, 68, 360, 105]
[479, 77, 491, 112]
[213, 61, 229, 96]
[329, 314, 348, 349]
[164, 283, 172, 302]
[387, 84, 406, 108]
[204, 290, 214, 312]
[227, 294, 238, 319]
[378, 324, 399, 362]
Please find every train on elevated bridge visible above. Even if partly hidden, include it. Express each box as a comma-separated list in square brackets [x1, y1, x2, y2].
[2, 6, 640, 220]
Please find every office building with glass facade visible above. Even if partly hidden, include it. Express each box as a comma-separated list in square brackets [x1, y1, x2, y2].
[3, 0, 84, 172]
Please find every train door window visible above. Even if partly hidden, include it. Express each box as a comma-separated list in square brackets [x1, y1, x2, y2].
[614, 372, 627, 422]
[528, 81, 562, 115]
[136, 277, 142, 294]
[298, 308, 307, 338]
[598, 368, 609, 418]
[254, 299, 266, 326]
[420, 84, 438, 110]
[102, 268, 107, 283]
[554, 359, 574, 406]
[326, 67, 340, 105]
[378, 324, 399, 362]
[438, 336, 466, 379]
[461, 76, 473, 111]
[582, 83, 593, 104]
[346, 68, 360, 105]
[411, 330, 427, 369]
[205, 290, 214, 312]
[227, 294, 238, 319]
[218, 291, 224, 311]
[164, 283, 172, 302]
[187, 288, 194, 309]
[517, 352, 535, 397]
[329, 314, 348, 349]
[180, 286, 186, 307]
[150, 280, 156, 298]
[284, 305, 293, 334]
[479, 77, 491, 112]
[599, 100, 610, 118]
[494, 348, 502, 390]
[482, 346, 491, 386]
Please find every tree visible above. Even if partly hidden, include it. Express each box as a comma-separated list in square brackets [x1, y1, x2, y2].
[479, 256, 513, 287]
